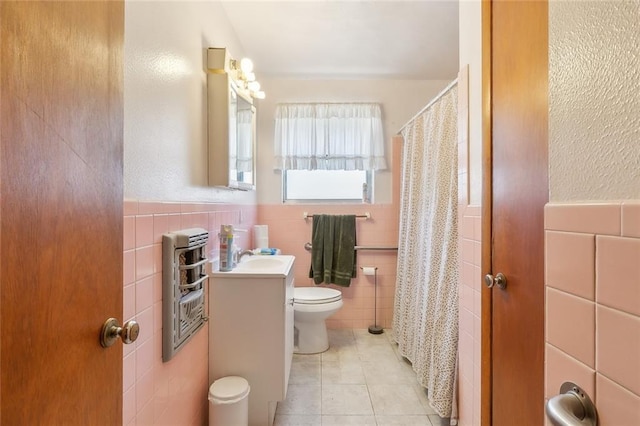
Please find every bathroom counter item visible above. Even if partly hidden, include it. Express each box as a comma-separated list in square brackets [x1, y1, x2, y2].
[252, 247, 281, 255]
[253, 224, 269, 249]
[209, 255, 295, 426]
[218, 224, 234, 272]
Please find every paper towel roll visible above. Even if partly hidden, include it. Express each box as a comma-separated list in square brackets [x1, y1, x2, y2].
[253, 225, 269, 249]
[361, 266, 377, 276]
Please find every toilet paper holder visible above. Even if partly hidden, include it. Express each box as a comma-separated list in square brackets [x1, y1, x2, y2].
[361, 266, 383, 335]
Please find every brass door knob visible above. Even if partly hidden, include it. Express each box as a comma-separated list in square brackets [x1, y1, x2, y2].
[484, 272, 507, 290]
[100, 318, 140, 348]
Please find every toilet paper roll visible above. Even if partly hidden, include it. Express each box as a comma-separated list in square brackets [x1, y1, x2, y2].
[361, 266, 377, 276]
[253, 225, 269, 249]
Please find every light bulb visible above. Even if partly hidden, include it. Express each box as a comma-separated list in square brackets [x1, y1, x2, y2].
[248, 81, 261, 92]
[254, 91, 266, 99]
[245, 72, 256, 82]
[240, 58, 254, 74]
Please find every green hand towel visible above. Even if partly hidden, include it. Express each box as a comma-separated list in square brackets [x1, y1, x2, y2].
[309, 214, 357, 286]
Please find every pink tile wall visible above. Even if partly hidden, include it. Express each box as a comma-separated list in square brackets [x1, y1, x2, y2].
[458, 204, 481, 426]
[545, 202, 640, 426]
[257, 203, 399, 329]
[123, 200, 257, 426]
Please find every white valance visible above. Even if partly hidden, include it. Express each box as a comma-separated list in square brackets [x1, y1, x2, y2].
[274, 103, 387, 171]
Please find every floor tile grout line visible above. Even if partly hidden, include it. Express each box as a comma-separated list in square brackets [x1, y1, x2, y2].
[276, 328, 439, 425]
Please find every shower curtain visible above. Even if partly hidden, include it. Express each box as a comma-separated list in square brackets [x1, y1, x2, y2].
[393, 84, 459, 420]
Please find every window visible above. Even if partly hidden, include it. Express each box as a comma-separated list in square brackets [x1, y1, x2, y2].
[274, 103, 385, 202]
[284, 169, 372, 202]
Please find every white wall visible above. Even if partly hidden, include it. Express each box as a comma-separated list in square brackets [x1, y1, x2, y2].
[255, 78, 454, 205]
[459, 1, 484, 206]
[549, 1, 640, 202]
[455, 1, 640, 205]
[123, 2, 462, 206]
[124, 1, 255, 203]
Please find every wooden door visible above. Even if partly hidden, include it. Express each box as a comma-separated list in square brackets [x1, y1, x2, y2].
[1, 2, 124, 424]
[486, 0, 549, 424]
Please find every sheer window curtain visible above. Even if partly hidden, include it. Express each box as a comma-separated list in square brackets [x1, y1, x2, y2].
[274, 103, 387, 171]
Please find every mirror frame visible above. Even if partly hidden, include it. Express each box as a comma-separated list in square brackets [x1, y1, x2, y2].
[206, 48, 256, 190]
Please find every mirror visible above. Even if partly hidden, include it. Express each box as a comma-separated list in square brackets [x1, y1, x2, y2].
[207, 48, 256, 190]
[230, 85, 256, 189]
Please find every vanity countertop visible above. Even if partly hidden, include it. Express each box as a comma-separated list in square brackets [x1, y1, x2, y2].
[209, 254, 295, 278]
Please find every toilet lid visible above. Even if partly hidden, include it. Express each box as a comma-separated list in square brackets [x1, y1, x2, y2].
[294, 287, 342, 304]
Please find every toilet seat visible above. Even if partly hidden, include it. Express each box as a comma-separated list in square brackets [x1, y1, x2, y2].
[294, 287, 342, 305]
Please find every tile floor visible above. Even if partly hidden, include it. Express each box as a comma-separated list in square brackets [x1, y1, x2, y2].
[274, 329, 444, 426]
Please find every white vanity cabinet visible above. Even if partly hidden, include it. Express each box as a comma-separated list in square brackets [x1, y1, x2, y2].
[209, 255, 295, 426]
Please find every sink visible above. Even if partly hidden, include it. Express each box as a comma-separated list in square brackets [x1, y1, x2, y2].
[236, 256, 289, 270]
[211, 255, 295, 277]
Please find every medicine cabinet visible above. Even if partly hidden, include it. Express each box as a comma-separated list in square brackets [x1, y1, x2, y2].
[206, 47, 256, 190]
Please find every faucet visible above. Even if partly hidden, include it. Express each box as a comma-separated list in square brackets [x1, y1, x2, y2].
[237, 249, 255, 263]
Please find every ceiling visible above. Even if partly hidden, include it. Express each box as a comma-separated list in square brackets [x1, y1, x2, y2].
[219, 1, 459, 80]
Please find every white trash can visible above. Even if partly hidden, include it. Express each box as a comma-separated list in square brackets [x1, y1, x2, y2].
[208, 376, 250, 426]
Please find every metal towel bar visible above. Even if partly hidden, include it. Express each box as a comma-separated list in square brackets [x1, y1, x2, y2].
[304, 242, 397, 252]
[303, 211, 371, 220]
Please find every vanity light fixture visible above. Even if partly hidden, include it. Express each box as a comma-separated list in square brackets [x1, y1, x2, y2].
[240, 57, 253, 74]
[230, 56, 265, 100]
[247, 81, 260, 92]
[248, 81, 265, 99]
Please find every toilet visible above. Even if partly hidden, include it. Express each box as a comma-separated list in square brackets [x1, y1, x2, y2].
[293, 287, 343, 354]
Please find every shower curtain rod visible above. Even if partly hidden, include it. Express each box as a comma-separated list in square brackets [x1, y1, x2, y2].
[396, 78, 459, 136]
[276, 102, 380, 106]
